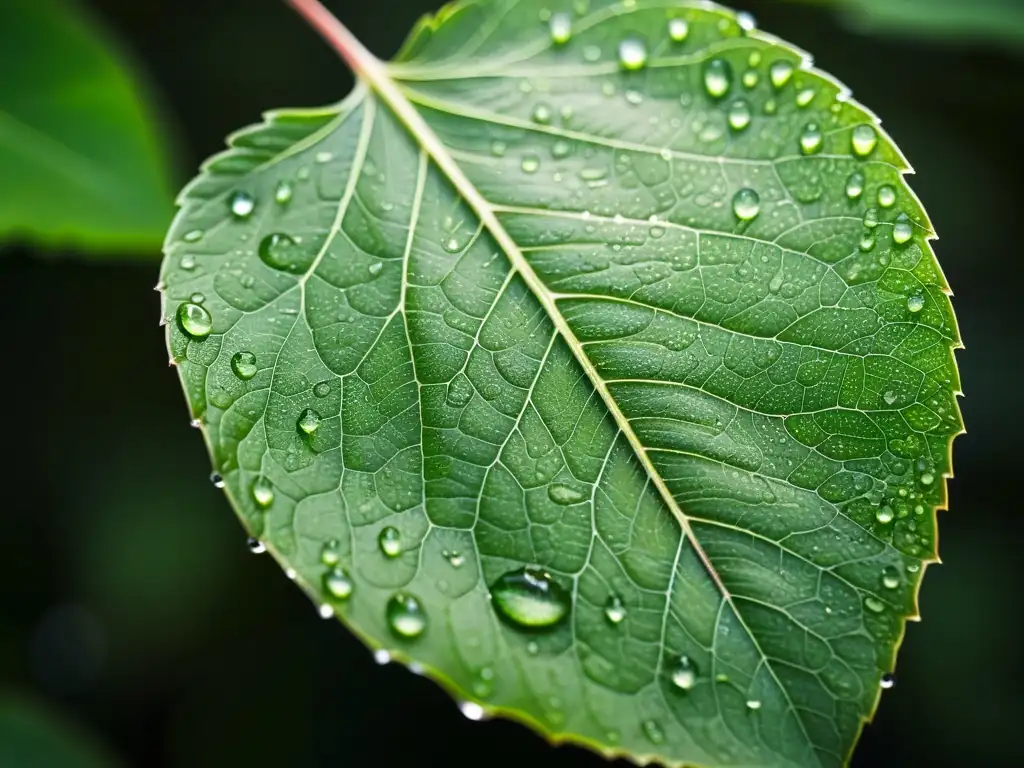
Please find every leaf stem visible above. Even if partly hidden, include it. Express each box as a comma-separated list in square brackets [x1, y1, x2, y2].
[285, 0, 384, 79]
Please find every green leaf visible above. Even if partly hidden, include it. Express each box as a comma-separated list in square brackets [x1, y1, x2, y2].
[0, 694, 120, 768]
[0, 0, 176, 252]
[159, 1, 962, 765]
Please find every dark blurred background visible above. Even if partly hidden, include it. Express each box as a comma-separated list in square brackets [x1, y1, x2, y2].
[1, 0, 1020, 765]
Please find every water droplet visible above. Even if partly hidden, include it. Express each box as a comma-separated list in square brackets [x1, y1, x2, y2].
[618, 38, 647, 71]
[177, 302, 213, 339]
[318, 604, 335, 619]
[876, 504, 894, 524]
[549, 12, 572, 44]
[247, 537, 265, 554]
[324, 567, 354, 599]
[547, 483, 585, 505]
[882, 566, 900, 589]
[858, 230, 876, 252]
[229, 191, 255, 219]
[379, 526, 402, 558]
[582, 44, 601, 62]
[320, 539, 341, 566]
[183, 229, 203, 243]
[521, 155, 540, 174]
[864, 596, 885, 613]
[179, 254, 196, 270]
[799, 123, 823, 154]
[368, 261, 384, 276]
[531, 104, 552, 124]
[190, 293, 206, 306]
[668, 18, 689, 42]
[387, 592, 426, 638]
[275, 180, 293, 204]
[863, 207, 879, 229]
[746, 699, 762, 711]
[732, 188, 761, 221]
[259, 233, 302, 272]
[210, 472, 225, 488]
[769, 60, 794, 89]
[313, 381, 331, 397]
[604, 594, 626, 625]
[880, 673, 896, 690]
[852, 124, 878, 157]
[296, 408, 320, 435]
[460, 701, 485, 721]
[907, 562, 921, 574]
[846, 172, 865, 200]
[551, 140, 571, 159]
[883, 390, 897, 406]
[252, 476, 274, 508]
[444, 550, 465, 568]
[231, 351, 258, 380]
[642, 719, 664, 744]
[920, 471, 935, 486]
[907, 293, 925, 313]
[796, 88, 815, 107]
[703, 59, 732, 99]
[491, 140, 507, 157]
[490, 566, 570, 629]
[893, 214, 913, 245]
[670, 655, 697, 691]
[878, 185, 897, 208]
[728, 99, 752, 131]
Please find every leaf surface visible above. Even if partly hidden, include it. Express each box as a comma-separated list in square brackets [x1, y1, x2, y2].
[159, 1, 962, 765]
[0, 0, 176, 252]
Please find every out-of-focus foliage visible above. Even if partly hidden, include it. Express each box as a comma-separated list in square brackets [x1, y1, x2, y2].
[0, 694, 119, 768]
[0, 0, 176, 253]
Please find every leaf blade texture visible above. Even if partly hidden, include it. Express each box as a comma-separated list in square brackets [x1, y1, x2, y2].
[160, 1, 963, 765]
[0, 0, 176, 252]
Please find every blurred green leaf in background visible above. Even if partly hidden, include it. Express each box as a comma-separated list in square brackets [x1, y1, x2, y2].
[0, 0, 177, 254]
[0, 694, 119, 768]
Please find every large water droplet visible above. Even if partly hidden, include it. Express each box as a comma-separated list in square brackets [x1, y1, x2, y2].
[769, 60, 794, 89]
[229, 190, 255, 219]
[490, 566, 570, 629]
[852, 124, 878, 157]
[877, 184, 897, 208]
[387, 592, 427, 638]
[604, 594, 626, 625]
[177, 302, 213, 339]
[297, 408, 320, 435]
[746, 699, 762, 712]
[313, 381, 331, 397]
[846, 172, 865, 200]
[859, 231, 876, 252]
[670, 655, 697, 691]
[732, 188, 761, 221]
[864, 596, 885, 613]
[521, 155, 540, 174]
[549, 12, 572, 44]
[379, 526, 402, 558]
[668, 18, 689, 42]
[876, 503, 894, 524]
[728, 99, 752, 131]
[796, 87, 815, 108]
[259, 233, 303, 272]
[252, 476, 274, 508]
[231, 351, 258, 380]
[324, 567, 354, 600]
[882, 566, 900, 590]
[799, 123, 823, 154]
[618, 38, 647, 71]
[907, 293, 925, 313]
[547, 483, 585, 505]
[893, 213, 913, 245]
[703, 59, 732, 99]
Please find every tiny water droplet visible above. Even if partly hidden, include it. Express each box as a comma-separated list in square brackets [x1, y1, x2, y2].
[444, 550, 465, 568]
[642, 719, 665, 745]
[846, 172, 865, 200]
[180, 254, 196, 270]
[732, 188, 761, 221]
[231, 351, 258, 380]
[177, 302, 213, 339]
[229, 191, 255, 219]
[313, 381, 331, 397]
[521, 155, 540, 174]
[746, 699, 762, 711]
[882, 566, 900, 589]
[883, 390, 897, 406]
[863, 207, 879, 229]
[668, 18, 689, 42]
[618, 38, 647, 71]
[703, 59, 732, 99]
[852, 124, 878, 157]
[880, 673, 896, 690]
[297, 408, 320, 435]
[907, 294, 925, 313]
[324, 567, 354, 599]
[728, 99, 752, 131]
[490, 566, 570, 629]
[387, 592, 427, 638]
[796, 88, 815, 107]
[247, 537, 265, 554]
[318, 604, 335, 619]
[920, 471, 935, 486]
[320, 539, 341, 566]
[379, 526, 402, 558]
[460, 701, 485, 721]
[769, 60, 794, 89]
[183, 229, 203, 243]
[893, 213, 913, 245]
[742, 69, 759, 89]
[249, 475, 273, 508]
[551, 140, 571, 159]
[864, 596, 885, 613]
[368, 261, 384, 276]
[315, 150, 333, 163]
[877, 185, 897, 208]
[531, 104, 552, 124]
[275, 180, 293, 204]
[799, 123, 823, 154]
[443, 236, 462, 253]
[491, 140, 507, 157]
[190, 292, 205, 305]
[210, 472, 224, 488]
[547, 483, 585, 505]
[604, 594, 626, 625]
[876, 504, 894, 524]
[670, 656, 697, 691]
[549, 12, 572, 44]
